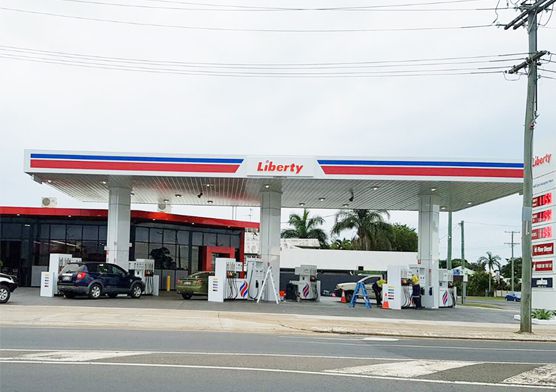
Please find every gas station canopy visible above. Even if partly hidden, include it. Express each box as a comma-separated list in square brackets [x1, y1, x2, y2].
[25, 150, 523, 212]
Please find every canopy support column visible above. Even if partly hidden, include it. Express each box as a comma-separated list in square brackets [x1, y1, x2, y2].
[259, 189, 282, 301]
[106, 177, 131, 270]
[418, 194, 440, 309]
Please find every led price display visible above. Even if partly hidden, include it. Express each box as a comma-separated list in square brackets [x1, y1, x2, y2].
[533, 242, 554, 256]
[533, 209, 553, 224]
[533, 192, 552, 208]
[532, 226, 553, 241]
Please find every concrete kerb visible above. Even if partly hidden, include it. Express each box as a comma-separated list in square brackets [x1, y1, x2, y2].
[1, 305, 556, 342]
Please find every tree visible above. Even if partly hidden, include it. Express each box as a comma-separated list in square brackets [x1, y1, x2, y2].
[390, 224, 418, 252]
[439, 259, 464, 269]
[500, 257, 522, 290]
[281, 209, 328, 248]
[467, 271, 490, 296]
[477, 251, 502, 296]
[332, 209, 393, 251]
[330, 238, 354, 250]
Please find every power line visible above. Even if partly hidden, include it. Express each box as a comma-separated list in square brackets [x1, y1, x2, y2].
[0, 45, 528, 69]
[142, 0, 488, 11]
[0, 6, 498, 33]
[53, 0, 513, 12]
[0, 51, 512, 78]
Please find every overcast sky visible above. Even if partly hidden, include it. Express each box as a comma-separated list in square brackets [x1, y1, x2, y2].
[1, 0, 555, 264]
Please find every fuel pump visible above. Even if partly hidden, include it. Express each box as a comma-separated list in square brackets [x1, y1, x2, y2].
[245, 257, 264, 300]
[438, 269, 455, 308]
[41, 253, 76, 297]
[287, 265, 320, 301]
[129, 259, 155, 295]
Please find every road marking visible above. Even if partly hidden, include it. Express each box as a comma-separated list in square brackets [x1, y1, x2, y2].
[362, 337, 399, 342]
[282, 339, 556, 352]
[503, 364, 556, 387]
[2, 351, 149, 362]
[1, 360, 555, 390]
[0, 348, 548, 366]
[327, 360, 476, 377]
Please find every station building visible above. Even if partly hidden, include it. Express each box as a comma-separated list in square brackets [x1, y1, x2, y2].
[0, 206, 257, 288]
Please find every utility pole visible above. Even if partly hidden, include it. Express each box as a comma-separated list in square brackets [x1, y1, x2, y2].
[447, 211, 453, 270]
[505, 230, 520, 292]
[504, 0, 553, 334]
[460, 220, 466, 304]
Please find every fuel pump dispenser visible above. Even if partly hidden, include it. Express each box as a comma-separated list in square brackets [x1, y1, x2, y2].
[287, 265, 320, 301]
[382, 264, 453, 309]
[245, 257, 265, 300]
[438, 269, 455, 308]
[41, 254, 78, 297]
[208, 257, 247, 302]
[129, 259, 156, 295]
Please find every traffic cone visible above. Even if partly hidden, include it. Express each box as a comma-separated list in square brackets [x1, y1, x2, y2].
[341, 290, 347, 303]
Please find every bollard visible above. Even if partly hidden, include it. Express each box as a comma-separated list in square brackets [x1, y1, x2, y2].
[166, 274, 171, 292]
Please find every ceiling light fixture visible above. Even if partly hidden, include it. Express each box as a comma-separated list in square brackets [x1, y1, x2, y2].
[342, 203, 349, 207]
[264, 184, 271, 189]
[130, 192, 135, 196]
[175, 194, 182, 198]
[431, 187, 437, 192]
[205, 184, 212, 188]
[371, 186, 379, 190]
[299, 202, 305, 207]
[101, 181, 107, 185]
[467, 201, 473, 205]
[163, 199, 169, 203]
[47, 179, 52, 184]
[207, 200, 214, 204]
[319, 197, 326, 202]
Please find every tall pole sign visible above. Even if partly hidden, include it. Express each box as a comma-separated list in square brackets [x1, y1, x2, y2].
[532, 152, 555, 311]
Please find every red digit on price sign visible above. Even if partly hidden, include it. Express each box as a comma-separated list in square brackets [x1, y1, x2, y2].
[533, 193, 552, 208]
[532, 227, 553, 240]
[533, 209, 553, 224]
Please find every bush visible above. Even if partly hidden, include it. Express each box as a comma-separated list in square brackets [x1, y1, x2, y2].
[467, 271, 490, 296]
[532, 309, 554, 320]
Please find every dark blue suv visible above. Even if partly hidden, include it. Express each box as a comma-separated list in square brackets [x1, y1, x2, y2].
[58, 262, 144, 299]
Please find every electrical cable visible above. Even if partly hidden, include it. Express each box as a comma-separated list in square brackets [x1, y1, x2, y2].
[52, 0, 512, 12]
[0, 6, 497, 33]
[0, 45, 527, 70]
[0, 53, 511, 77]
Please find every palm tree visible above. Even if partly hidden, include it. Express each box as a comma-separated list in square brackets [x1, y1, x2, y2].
[332, 209, 393, 251]
[281, 209, 328, 247]
[330, 238, 353, 250]
[477, 251, 502, 296]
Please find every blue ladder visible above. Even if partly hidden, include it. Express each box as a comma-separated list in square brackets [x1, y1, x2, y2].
[349, 281, 372, 309]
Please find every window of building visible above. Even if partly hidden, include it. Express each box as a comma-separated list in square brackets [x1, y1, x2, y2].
[135, 226, 149, 242]
[2, 223, 22, 239]
[83, 225, 98, 241]
[205, 233, 217, 246]
[163, 229, 176, 244]
[50, 225, 66, 240]
[177, 230, 189, 245]
[150, 228, 162, 243]
[192, 232, 203, 246]
[67, 225, 82, 240]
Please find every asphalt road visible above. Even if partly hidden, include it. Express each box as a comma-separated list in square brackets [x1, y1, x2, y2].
[12, 287, 520, 324]
[1, 327, 555, 391]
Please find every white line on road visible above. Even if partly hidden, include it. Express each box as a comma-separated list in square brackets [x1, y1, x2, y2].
[327, 360, 477, 378]
[5, 351, 150, 362]
[281, 339, 556, 352]
[503, 364, 556, 387]
[0, 348, 548, 366]
[1, 359, 555, 390]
